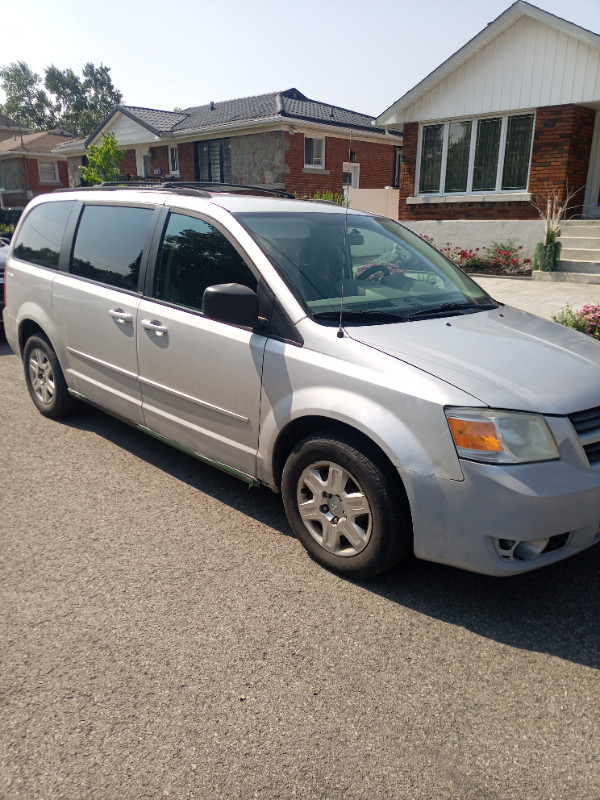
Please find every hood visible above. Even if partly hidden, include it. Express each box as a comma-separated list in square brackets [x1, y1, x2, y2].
[346, 304, 600, 415]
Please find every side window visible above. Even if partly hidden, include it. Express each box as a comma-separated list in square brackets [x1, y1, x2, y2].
[71, 205, 153, 291]
[13, 201, 75, 269]
[153, 213, 257, 312]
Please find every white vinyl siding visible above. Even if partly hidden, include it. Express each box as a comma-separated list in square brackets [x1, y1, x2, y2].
[417, 113, 534, 196]
[395, 16, 600, 124]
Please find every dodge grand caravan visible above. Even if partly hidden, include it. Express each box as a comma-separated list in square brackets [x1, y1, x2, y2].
[4, 184, 600, 578]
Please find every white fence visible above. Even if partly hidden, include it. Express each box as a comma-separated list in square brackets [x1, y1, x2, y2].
[346, 188, 400, 219]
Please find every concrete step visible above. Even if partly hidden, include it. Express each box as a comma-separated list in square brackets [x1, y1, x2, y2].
[560, 237, 600, 250]
[562, 220, 600, 228]
[556, 259, 600, 274]
[533, 270, 600, 284]
[558, 248, 600, 262]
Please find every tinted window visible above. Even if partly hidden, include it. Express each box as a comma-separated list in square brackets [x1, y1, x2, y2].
[71, 205, 153, 291]
[13, 200, 75, 269]
[153, 213, 256, 312]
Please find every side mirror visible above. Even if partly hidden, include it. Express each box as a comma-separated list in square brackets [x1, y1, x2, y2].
[202, 283, 259, 328]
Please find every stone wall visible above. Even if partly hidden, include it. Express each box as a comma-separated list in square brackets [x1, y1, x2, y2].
[0, 157, 24, 191]
[230, 131, 288, 188]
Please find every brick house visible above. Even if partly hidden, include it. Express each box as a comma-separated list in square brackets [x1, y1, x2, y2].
[54, 88, 402, 197]
[374, 1, 600, 257]
[0, 129, 74, 212]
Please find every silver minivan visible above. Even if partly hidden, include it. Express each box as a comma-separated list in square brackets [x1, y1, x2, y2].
[4, 185, 600, 578]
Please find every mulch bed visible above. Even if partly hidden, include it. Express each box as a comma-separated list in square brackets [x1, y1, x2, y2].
[461, 264, 532, 278]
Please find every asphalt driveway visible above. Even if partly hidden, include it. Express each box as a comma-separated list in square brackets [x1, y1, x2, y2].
[1, 316, 599, 800]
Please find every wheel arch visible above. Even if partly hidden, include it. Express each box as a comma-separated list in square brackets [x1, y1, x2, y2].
[18, 318, 50, 356]
[272, 415, 409, 505]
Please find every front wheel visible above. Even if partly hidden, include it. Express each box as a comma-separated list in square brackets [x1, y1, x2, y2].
[282, 431, 412, 578]
[23, 334, 78, 418]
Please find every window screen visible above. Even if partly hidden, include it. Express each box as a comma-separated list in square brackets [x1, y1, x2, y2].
[196, 139, 232, 183]
[71, 205, 153, 291]
[13, 200, 75, 269]
[154, 213, 256, 313]
[419, 124, 443, 193]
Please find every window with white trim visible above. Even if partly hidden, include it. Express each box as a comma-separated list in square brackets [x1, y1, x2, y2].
[38, 161, 60, 184]
[169, 146, 180, 176]
[304, 136, 325, 168]
[417, 113, 534, 196]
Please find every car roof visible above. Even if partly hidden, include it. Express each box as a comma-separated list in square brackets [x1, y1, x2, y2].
[37, 183, 370, 218]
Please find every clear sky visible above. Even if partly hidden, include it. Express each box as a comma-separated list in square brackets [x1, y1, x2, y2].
[3, 0, 600, 119]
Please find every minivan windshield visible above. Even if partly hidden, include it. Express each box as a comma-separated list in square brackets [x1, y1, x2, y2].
[235, 211, 497, 323]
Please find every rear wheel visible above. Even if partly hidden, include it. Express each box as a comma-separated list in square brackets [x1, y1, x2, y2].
[23, 334, 78, 418]
[282, 431, 411, 578]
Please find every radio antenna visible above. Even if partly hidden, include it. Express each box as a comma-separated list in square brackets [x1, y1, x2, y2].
[337, 129, 351, 338]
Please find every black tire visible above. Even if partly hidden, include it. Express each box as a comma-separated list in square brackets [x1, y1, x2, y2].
[282, 430, 412, 578]
[23, 334, 78, 418]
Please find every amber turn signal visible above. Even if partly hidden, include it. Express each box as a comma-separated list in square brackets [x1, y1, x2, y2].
[447, 417, 503, 452]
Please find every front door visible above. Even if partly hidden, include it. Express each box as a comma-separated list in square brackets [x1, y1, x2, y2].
[342, 162, 360, 200]
[584, 110, 600, 219]
[136, 210, 266, 478]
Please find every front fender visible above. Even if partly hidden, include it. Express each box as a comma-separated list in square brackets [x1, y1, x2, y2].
[257, 339, 471, 486]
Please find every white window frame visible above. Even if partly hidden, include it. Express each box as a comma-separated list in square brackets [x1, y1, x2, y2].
[304, 136, 325, 169]
[38, 160, 60, 184]
[415, 112, 535, 197]
[169, 146, 180, 177]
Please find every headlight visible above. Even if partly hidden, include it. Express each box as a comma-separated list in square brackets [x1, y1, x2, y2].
[445, 408, 559, 464]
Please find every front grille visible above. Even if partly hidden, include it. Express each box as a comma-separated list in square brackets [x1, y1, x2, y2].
[569, 405, 600, 465]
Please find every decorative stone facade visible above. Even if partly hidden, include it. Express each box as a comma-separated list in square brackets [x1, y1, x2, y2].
[230, 131, 288, 188]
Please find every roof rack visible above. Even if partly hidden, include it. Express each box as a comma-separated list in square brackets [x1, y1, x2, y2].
[162, 181, 296, 199]
[57, 181, 296, 199]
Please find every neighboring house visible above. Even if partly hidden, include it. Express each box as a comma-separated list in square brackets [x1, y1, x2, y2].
[0, 113, 30, 143]
[0, 129, 74, 211]
[375, 1, 600, 260]
[54, 88, 402, 196]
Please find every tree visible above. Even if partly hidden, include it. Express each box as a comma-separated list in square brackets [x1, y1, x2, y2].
[0, 61, 54, 130]
[0, 60, 122, 135]
[45, 62, 122, 135]
[80, 132, 124, 185]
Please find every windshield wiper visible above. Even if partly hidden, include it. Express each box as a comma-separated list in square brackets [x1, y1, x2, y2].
[313, 309, 404, 324]
[405, 301, 498, 320]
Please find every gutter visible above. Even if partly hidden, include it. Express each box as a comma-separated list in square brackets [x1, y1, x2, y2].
[170, 116, 402, 144]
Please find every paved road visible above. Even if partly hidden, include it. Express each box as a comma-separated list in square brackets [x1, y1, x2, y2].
[1, 329, 599, 800]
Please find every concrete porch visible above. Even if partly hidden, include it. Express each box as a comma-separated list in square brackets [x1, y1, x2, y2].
[533, 220, 600, 284]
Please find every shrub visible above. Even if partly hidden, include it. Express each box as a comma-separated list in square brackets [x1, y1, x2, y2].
[299, 190, 348, 206]
[438, 244, 482, 268]
[483, 239, 531, 272]
[551, 304, 600, 339]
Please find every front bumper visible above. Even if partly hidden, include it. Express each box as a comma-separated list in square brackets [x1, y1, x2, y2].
[405, 423, 600, 576]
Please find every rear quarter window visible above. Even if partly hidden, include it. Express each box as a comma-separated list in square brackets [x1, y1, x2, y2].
[13, 200, 76, 269]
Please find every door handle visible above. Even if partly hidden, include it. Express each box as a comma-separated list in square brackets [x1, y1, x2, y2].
[109, 308, 133, 324]
[141, 318, 168, 336]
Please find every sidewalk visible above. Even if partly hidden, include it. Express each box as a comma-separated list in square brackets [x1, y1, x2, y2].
[473, 276, 600, 319]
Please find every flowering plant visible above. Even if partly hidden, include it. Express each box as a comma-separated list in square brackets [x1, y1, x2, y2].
[551, 304, 600, 340]
[438, 244, 482, 268]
